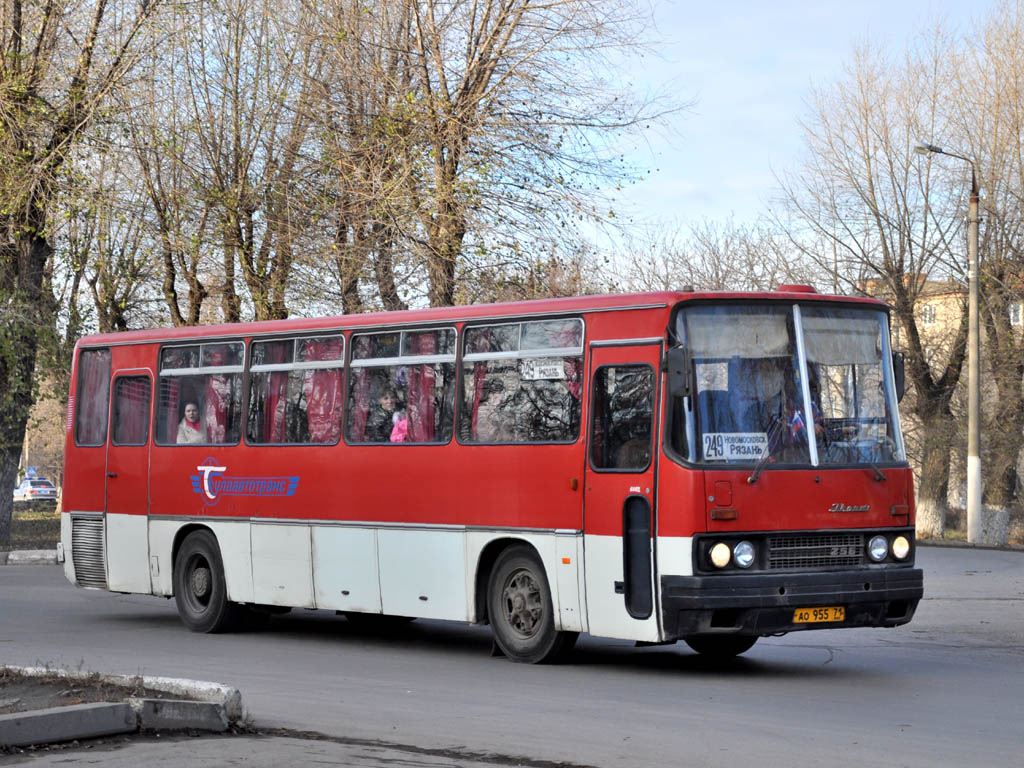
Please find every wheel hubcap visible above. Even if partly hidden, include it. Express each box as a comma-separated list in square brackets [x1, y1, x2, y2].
[502, 569, 542, 638]
[191, 566, 211, 599]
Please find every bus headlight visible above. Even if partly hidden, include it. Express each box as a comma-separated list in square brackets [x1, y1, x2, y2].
[733, 541, 756, 569]
[891, 536, 911, 560]
[868, 535, 888, 562]
[709, 542, 731, 569]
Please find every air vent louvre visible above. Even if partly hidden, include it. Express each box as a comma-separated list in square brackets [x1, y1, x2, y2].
[71, 516, 106, 589]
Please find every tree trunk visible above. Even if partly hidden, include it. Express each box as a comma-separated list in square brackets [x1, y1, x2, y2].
[0, 455, 20, 551]
[426, 199, 465, 308]
[0, 233, 50, 550]
[916, 430, 952, 539]
[373, 228, 407, 312]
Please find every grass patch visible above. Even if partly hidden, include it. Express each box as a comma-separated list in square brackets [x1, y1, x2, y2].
[10, 504, 60, 550]
[13, 504, 59, 522]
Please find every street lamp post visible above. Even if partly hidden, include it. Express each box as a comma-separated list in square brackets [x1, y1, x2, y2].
[915, 142, 982, 544]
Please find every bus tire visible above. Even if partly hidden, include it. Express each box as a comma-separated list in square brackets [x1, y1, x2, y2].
[487, 546, 577, 664]
[174, 530, 240, 633]
[683, 635, 758, 658]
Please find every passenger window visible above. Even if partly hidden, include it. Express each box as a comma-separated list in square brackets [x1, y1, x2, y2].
[459, 318, 583, 444]
[591, 366, 654, 470]
[75, 348, 112, 446]
[112, 376, 152, 446]
[156, 342, 244, 445]
[347, 328, 456, 444]
[246, 335, 344, 444]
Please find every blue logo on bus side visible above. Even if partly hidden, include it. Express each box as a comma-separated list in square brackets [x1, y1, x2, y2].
[190, 457, 299, 506]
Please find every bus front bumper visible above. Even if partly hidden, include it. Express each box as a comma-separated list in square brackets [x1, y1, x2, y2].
[660, 567, 923, 639]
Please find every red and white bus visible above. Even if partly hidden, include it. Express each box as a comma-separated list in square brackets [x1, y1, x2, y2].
[60, 288, 923, 662]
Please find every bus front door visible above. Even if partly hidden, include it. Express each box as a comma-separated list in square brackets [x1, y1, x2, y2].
[583, 342, 662, 642]
[104, 371, 153, 593]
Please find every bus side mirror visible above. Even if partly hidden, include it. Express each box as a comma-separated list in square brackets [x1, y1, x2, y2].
[892, 351, 905, 402]
[666, 347, 692, 398]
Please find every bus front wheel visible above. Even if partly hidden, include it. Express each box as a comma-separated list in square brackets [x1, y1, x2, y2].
[174, 530, 240, 633]
[487, 546, 577, 664]
[684, 635, 758, 658]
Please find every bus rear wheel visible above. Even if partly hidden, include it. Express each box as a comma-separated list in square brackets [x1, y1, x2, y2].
[683, 635, 758, 658]
[487, 546, 577, 664]
[174, 530, 240, 633]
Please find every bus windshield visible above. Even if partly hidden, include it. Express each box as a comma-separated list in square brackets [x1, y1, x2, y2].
[676, 303, 905, 467]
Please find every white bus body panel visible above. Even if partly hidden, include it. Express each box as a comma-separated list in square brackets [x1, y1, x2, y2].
[583, 534, 660, 642]
[554, 534, 585, 633]
[656, 535, 693, 577]
[312, 526, 382, 612]
[60, 513, 75, 585]
[105, 513, 150, 594]
[378, 528, 467, 620]
[251, 522, 314, 608]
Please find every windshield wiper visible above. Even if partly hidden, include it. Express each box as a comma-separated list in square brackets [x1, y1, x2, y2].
[747, 451, 772, 484]
[748, 418, 786, 484]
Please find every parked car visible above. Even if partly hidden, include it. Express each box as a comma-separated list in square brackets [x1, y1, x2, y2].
[13, 478, 58, 504]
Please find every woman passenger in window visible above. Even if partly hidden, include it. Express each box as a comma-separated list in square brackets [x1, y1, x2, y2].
[177, 401, 204, 444]
[366, 387, 398, 442]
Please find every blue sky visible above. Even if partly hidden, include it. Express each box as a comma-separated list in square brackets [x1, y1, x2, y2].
[611, 0, 999, 232]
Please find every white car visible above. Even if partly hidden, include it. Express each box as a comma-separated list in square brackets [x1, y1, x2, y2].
[13, 478, 58, 504]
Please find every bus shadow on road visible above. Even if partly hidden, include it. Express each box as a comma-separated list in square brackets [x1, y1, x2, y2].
[230, 611, 858, 679]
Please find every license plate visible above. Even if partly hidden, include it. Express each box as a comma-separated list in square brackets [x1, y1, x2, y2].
[793, 606, 845, 624]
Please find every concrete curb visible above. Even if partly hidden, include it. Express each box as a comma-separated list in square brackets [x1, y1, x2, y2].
[1, 666, 244, 747]
[1, 702, 137, 747]
[1, 550, 58, 565]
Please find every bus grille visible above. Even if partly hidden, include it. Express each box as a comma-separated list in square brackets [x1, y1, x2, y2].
[71, 516, 107, 589]
[767, 533, 864, 570]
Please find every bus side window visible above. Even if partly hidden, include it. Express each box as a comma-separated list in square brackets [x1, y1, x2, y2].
[590, 365, 654, 470]
[459, 319, 583, 444]
[347, 328, 456, 444]
[156, 343, 243, 445]
[246, 335, 344, 445]
[74, 348, 112, 446]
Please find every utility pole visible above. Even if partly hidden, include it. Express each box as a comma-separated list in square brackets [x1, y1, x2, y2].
[915, 142, 982, 543]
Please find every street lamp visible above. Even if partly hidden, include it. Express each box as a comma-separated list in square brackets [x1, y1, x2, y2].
[914, 142, 981, 544]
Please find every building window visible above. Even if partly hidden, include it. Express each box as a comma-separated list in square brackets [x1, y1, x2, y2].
[920, 304, 937, 326]
[1010, 302, 1022, 327]
[156, 342, 244, 445]
[247, 335, 345, 445]
[459, 318, 583, 444]
[347, 328, 457, 444]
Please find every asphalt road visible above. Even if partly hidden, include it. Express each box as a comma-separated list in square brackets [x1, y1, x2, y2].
[3, 546, 1023, 767]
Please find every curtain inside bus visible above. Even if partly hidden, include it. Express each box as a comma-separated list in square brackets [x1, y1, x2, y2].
[350, 337, 372, 441]
[406, 331, 437, 442]
[304, 337, 343, 443]
[75, 349, 112, 445]
[261, 341, 290, 442]
[163, 378, 180, 443]
[113, 377, 150, 445]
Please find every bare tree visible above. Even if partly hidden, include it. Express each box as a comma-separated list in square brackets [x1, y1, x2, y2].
[0, 0, 161, 549]
[945, 1, 1024, 540]
[408, 0, 662, 306]
[614, 218, 811, 295]
[775, 37, 970, 538]
[157, 0, 325, 322]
